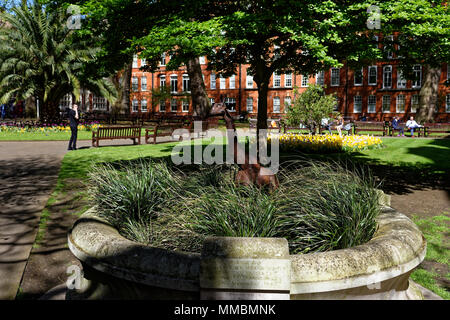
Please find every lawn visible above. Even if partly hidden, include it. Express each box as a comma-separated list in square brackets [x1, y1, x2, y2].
[34, 136, 450, 299]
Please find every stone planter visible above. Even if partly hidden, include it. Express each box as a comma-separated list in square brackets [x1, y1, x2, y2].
[67, 205, 426, 300]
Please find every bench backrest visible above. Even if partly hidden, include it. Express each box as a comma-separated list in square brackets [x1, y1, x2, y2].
[354, 121, 385, 128]
[97, 126, 141, 139]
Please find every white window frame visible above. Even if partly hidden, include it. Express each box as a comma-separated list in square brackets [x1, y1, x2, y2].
[141, 58, 146, 67]
[273, 73, 281, 88]
[171, 99, 178, 112]
[159, 100, 166, 112]
[199, 56, 206, 65]
[210, 73, 216, 89]
[160, 53, 166, 66]
[246, 73, 254, 89]
[132, 54, 138, 68]
[132, 99, 139, 112]
[301, 74, 309, 87]
[170, 74, 178, 93]
[353, 95, 362, 113]
[220, 76, 226, 89]
[284, 96, 291, 113]
[224, 97, 236, 111]
[412, 65, 422, 89]
[368, 95, 376, 113]
[209, 98, 215, 106]
[396, 95, 405, 113]
[141, 99, 147, 112]
[331, 68, 340, 86]
[383, 65, 392, 89]
[141, 76, 147, 91]
[230, 75, 236, 89]
[246, 97, 253, 112]
[386, 35, 394, 59]
[368, 66, 377, 85]
[285, 73, 293, 88]
[273, 97, 281, 113]
[182, 74, 190, 92]
[132, 76, 139, 92]
[182, 100, 189, 112]
[397, 69, 406, 89]
[382, 95, 391, 113]
[160, 75, 166, 88]
[59, 93, 72, 110]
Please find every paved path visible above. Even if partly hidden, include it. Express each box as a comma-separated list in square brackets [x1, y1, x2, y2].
[0, 139, 146, 299]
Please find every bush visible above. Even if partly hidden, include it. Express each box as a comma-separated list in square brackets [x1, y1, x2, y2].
[87, 160, 381, 254]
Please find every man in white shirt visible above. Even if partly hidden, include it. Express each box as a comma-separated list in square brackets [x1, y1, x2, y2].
[405, 116, 422, 138]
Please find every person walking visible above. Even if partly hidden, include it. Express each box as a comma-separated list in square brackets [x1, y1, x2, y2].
[68, 103, 79, 150]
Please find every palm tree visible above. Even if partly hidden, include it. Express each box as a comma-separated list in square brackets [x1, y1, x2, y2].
[0, 3, 117, 122]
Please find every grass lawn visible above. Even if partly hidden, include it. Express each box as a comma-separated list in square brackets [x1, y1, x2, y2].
[35, 136, 450, 299]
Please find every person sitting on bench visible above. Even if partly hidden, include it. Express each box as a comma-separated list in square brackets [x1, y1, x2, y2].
[406, 116, 422, 138]
[392, 116, 405, 137]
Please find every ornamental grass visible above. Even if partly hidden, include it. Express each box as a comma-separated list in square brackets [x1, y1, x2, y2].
[88, 159, 381, 255]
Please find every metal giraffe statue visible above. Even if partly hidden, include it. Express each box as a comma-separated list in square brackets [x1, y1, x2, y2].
[209, 98, 279, 190]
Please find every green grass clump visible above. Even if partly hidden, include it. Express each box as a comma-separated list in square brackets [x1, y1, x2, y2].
[87, 159, 381, 255]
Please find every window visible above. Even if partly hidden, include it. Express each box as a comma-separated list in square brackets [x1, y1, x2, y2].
[368, 66, 377, 85]
[333, 97, 339, 111]
[301, 74, 309, 87]
[209, 98, 215, 106]
[220, 76, 226, 89]
[160, 75, 166, 88]
[285, 74, 292, 87]
[331, 68, 340, 86]
[182, 100, 189, 112]
[224, 97, 236, 111]
[141, 76, 147, 91]
[412, 65, 422, 88]
[132, 55, 138, 68]
[373, 35, 379, 48]
[170, 75, 178, 93]
[273, 97, 281, 113]
[284, 96, 291, 113]
[382, 95, 391, 113]
[354, 68, 363, 86]
[246, 97, 253, 112]
[246, 72, 253, 88]
[273, 73, 281, 87]
[353, 95, 362, 113]
[396, 95, 405, 113]
[159, 100, 166, 112]
[141, 99, 147, 112]
[383, 65, 392, 88]
[160, 53, 166, 66]
[182, 74, 190, 92]
[316, 71, 324, 86]
[368, 95, 376, 113]
[171, 99, 177, 112]
[230, 75, 236, 89]
[141, 58, 146, 67]
[446, 95, 450, 113]
[386, 35, 394, 59]
[411, 95, 419, 113]
[132, 76, 138, 91]
[199, 56, 206, 64]
[59, 93, 72, 110]
[397, 69, 406, 88]
[132, 99, 138, 112]
[210, 73, 216, 89]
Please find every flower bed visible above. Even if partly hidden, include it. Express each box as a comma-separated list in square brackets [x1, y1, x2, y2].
[270, 133, 383, 153]
[0, 121, 101, 134]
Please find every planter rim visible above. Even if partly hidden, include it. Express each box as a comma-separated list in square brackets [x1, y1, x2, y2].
[68, 207, 426, 294]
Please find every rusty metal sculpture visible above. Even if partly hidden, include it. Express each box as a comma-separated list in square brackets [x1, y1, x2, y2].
[209, 100, 279, 190]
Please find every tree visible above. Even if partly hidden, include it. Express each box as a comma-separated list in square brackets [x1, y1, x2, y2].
[378, 0, 450, 122]
[286, 85, 338, 135]
[0, 2, 117, 121]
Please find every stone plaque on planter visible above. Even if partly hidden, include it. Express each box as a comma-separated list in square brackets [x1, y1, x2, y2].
[200, 237, 291, 300]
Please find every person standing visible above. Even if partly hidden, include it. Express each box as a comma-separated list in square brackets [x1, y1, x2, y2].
[68, 103, 79, 150]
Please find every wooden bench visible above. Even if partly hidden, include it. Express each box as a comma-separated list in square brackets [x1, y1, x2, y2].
[92, 126, 141, 147]
[249, 118, 282, 132]
[354, 121, 388, 136]
[319, 122, 353, 135]
[423, 123, 450, 137]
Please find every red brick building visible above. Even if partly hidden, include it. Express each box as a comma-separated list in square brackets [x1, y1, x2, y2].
[130, 53, 450, 122]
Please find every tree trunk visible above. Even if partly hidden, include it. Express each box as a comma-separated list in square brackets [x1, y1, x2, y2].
[121, 62, 132, 115]
[255, 72, 270, 163]
[186, 57, 211, 119]
[417, 65, 441, 123]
